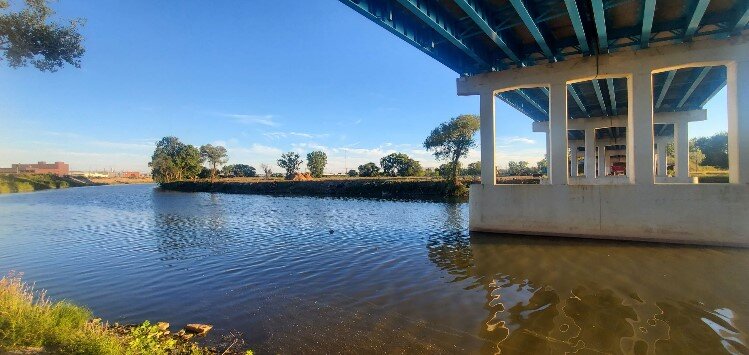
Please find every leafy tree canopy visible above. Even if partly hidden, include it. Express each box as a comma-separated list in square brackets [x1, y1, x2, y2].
[199, 144, 228, 182]
[277, 152, 303, 179]
[358, 162, 379, 177]
[231, 164, 256, 177]
[380, 153, 422, 177]
[347, 169, 358, 177]
[306, 151, 327, 178]
[463, 161, 481, 177]
[693, 132, 728, 169]
[423, 114, 480, 182]
[149, 137, 203, 183]
[0, 0, 85, 71]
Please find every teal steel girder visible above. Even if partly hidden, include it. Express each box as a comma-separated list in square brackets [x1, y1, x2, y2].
[563, 0, 590, 54]
[591, 0, 609, 52]
[508, 0, 555, 60]
[394, 0, 492, 69]
[453, 0, 521, 64]
[677, 67, 711, 108]
[684, 0, 710, 41]
[640, 0, 656, 48]
[655, 70, 676, 109]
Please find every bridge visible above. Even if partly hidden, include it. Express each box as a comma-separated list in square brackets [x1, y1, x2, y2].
[339, 0, 749, 246]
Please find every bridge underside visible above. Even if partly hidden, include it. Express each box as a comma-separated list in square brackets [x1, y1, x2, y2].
[339, 0, 749, 246]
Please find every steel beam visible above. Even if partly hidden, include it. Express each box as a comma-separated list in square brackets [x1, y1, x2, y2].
[567, 84, 588, 117]
[516, 88, 548, 115]
[338, 0, 465, 73]
[698, 79, 725, 107]
[592, 79, 608, 115]
[655, 70, 676, 109]
[454, 0, 520, 63]
[640, 0, 656, 48]
[606, 78, 617, 115]
[732, 3, 749, 34]
[563, 0, 590, 54]
[394, 0, 491, 68]
[677, 67, 711, 108]
[508, 0, 554, 60]
[684, 0, 710, 41]
[591, 0, 608, 52]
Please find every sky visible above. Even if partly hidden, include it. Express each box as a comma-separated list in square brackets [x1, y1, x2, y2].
[0, 1, 728, 173]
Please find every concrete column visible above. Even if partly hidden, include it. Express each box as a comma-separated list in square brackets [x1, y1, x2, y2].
[548, 82, 568, 185]
[570, 144, 578, 177]
[585, 127, 596, 179]
[627, 72, 655, 184]
[674, 122, 689, 180]
[480, 90, 496, 185]
[656, 139, 668, 177]
[598, 145, 607, 177]
[727, 60, 749, 184]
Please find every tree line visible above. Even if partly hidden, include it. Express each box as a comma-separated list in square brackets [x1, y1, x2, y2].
[149, 114, 484, 185]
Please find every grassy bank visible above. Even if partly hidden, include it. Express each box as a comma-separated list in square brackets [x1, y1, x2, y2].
[0, 174, 100, 194]
[160, 178, 473, 199]
[0, 273, 250, 354]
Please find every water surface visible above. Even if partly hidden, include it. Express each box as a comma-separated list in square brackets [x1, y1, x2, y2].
[0, 184, 747, 354]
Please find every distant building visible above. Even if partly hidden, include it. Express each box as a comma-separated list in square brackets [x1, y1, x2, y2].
[0, 161, 69, 176]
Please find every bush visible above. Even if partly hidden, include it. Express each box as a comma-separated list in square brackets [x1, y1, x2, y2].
[347, 170, 358, 177]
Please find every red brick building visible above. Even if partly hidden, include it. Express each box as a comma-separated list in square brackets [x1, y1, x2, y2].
[0, 161, 70, 176]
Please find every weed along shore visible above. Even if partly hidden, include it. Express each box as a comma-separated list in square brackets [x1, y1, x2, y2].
[159, 178, 474, 199]
[0, 273, 252, 354]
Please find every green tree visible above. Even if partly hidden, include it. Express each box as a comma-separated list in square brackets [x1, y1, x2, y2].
[232, 164, 256, 177]
[0, 0, 85, 71]
[380, 153, 422, 177]
[693, 132, 728, 169]
[199, 144, 228, 182]
[358, 162, 380, 177]
[437, 162, 461, 178]
[347, 169, 358, 177]
[277, 152, 303, 179]
[423, 114, 480, 183]
[149, 137, 202, 183]
[507, 161, 531, 176]
[306, 151, 327, 178]
[221, 164, 234, 177]
[536, 156, 548, 176]
[463, 161, 481, 177]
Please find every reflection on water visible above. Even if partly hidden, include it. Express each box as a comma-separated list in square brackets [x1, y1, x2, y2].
[430, 229, 749, 354]
[0, 185, 747, 354]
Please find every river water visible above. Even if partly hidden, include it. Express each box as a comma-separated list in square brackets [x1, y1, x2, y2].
[0, 184, 747, 354]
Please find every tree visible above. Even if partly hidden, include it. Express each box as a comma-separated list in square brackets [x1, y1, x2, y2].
[463, 161, 481, 177]
[358, 162, 380, 177]
[199, 144, 228, 182]
[0, 0, 85, 71]
[380, 153, 422, 177]
[536, 156, 548, 176]
[232, 164, 256, 177]
[306, 151, 327, 178]
[277, 152, 303, 179]
[423, 114, 480, 183]
[437, 162, 461, 178]
[149, 137, 202, 183]
[347, 169, 358, 177]
[260, 164, 272, 179]
[507, 161, 532, 176]
[221, 165, 234, 177]
[693, 132, 728, 169]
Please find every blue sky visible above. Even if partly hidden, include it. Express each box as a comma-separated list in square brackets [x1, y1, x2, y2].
[0, 1, 727, 173]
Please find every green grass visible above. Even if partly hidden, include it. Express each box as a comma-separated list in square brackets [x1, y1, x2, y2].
[0, 273, 220, 354]
[0, 174, 92, 194]
[0, 272, 123, 354]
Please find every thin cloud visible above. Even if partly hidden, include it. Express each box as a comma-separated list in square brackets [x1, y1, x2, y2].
[263, 131, 330, 140]
[215, 113, 279, 127]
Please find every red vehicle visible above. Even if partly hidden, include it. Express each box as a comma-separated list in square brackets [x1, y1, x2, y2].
[610, 162, 626, 176]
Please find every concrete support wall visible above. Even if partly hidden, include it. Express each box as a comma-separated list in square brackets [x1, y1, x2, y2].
[480, 91, 496, 185]
[469, 184, 749, 247]
[656, 139, 668, 177]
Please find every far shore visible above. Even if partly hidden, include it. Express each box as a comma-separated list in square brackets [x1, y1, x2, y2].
[0, 174, 154, 194]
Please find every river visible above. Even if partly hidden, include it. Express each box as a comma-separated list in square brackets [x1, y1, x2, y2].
[0, 184, 747, 354]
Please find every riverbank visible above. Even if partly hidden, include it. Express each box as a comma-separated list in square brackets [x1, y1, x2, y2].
[0, 174, 101, 194]
[0, 174, 153, 194]
[160, 178, 473, 199]
[0, 273, 250, 354]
